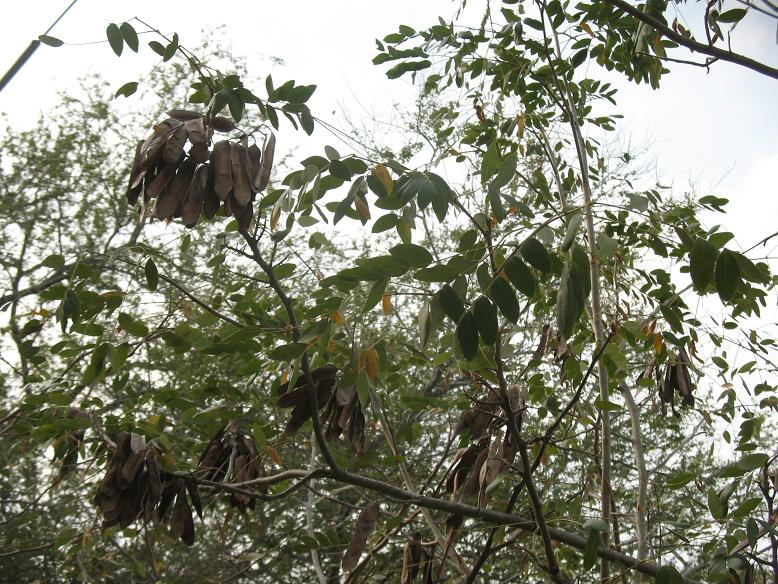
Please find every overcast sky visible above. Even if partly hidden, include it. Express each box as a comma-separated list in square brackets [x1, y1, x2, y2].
[1, 0, 776, 253]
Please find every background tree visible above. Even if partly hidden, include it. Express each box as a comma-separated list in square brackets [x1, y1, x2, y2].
[1, 3, 777, 583]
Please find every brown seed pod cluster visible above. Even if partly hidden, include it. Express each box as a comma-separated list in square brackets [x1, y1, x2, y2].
[94, 431, 201, 545]
[642, 347, 696, 415]
[448, 385, 521, 506]
[275, 365, 366, 453]
[195, 422, 266, 513]
[126, 109, 275, 230]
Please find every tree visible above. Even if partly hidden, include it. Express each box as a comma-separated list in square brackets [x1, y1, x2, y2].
[1, 3, 777, 583]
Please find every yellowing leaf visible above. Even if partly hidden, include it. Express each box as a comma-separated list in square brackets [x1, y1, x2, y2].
[653, 333, 664, 354]
[382, 294, 392, 315]
[358, 348, 380, 381]
[266, 445, 284, 466]
[517, 114, 525, 141]
[372, 164, 393, 194]
[580, 22, 594, 37]
[331, 311, 344, 325]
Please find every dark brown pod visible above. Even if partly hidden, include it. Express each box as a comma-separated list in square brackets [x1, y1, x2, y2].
[342, 502, 379, 572]
[188, 142, 210, 164]
[254, 132, 275, 191]
[212, 140, 233, 201]
[156, 159, 196, 220]
[145, 161, 179, 199]
[235, 200, 253, 232]
[163, 125, 188, 165]
[184, 117, 209, 146]
[181, 164, 208, 227]
[210, 116, 236, 132]
[201, 164, 221, 219]
[247, 144, 262, 191]
[167, 109, 204, 122]
[126, 140, 145, 204]
[231, 142, 252, 207]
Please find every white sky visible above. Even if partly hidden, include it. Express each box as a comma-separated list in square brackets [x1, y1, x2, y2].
[2, 0, 776, 250]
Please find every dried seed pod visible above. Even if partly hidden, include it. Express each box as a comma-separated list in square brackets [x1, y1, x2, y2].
[231, 142, 252, 207]
[439, 514, 463, 578]
[342, 502, 379, 572]
[235, 200, 253, 232]
[126, 140, 145, 204]
[145, 161, 179, 199]
[140, 119, 182, 169]
[247, 143, 261, 188]
[401, 532, 423, 584]
[181, 164, 208, 227]
[167, 109, 204, 122]
[212, 141, 233, 200]
[201, 164, 221, 219]
[254, 132, 275, 191]
[184, 117, 210, 146]
[163, 125, 188, 165]
[156, 159, 196, 220]
[210, 116, 236, 132]
[188, 142, 210, 164]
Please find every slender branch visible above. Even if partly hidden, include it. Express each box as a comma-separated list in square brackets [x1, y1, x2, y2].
[239, 229, 341, 472]
[598, 0, 778, 80]
[306, 434, 328, 584]
[622, 382, 649, 584]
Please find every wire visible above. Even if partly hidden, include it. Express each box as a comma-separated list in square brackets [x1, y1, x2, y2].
[0, 0, 82, 94]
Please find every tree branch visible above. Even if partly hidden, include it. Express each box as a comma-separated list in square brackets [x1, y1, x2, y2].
[599, 0, 778, 80]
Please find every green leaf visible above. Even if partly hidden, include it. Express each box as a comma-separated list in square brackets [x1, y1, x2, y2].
[718, 8, 747, 22]
[118, 313, 148, 338]
[389, 243, 433, 268]
[456, 311, 479, 360]
[503, 257, 536, 297]
[163, 33, 179, 62]
[329, 159, 352, 181]
[715, 250, 741, 302]
[737, 453, 768, 471]
[707, 489, 726, 520]
[556, 261, 586, 338]
[106, 23, 124, 56]
[746, 518, 760, 547]
[492, 154, 517, 189]
[413, 264, 461, 282]
[373, 213, 398, 233]
[144, 258, 159, 291]
[489, 278, 520, 323]
[148, 40, 165, 56]
[583, 528, 599, 571]
[38, 35, 64, 47]
[472, 296, 498, 345]
[42, 254, 65, 269]
[119, 22, 139, 52]
[690, 237, 717, 291]
[268, 343, 308, 361]
[521, 238, 552, 272]
[114, 82, 138, 99]
[665, 472, 696, 489]
[356, 370, 371, 408]
[732, 497, 761, 518]
[364, 278, 389, 311]
[385, 60, 432, 79]
[655, 565, 684, 584]
[438, 284, 465, 323]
